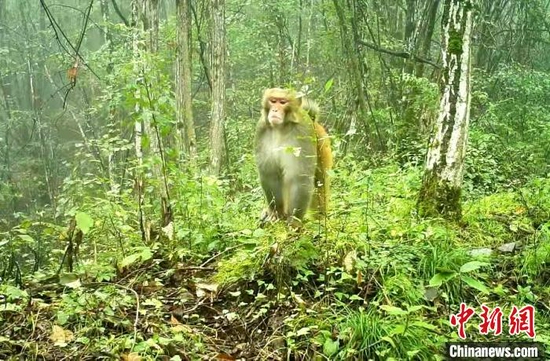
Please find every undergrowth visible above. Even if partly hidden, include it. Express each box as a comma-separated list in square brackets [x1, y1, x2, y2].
[1, 156, 549, 360]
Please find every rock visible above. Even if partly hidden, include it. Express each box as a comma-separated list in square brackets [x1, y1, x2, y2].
[468, 248, 493, 257]
[498, 242, 516, 253]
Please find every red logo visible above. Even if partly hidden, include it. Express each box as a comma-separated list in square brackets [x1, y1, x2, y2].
[450, 304, 535, 339]
[509, 305, 536, 338]
[478, 304, 503, 336]
[450, 303, 476, 339]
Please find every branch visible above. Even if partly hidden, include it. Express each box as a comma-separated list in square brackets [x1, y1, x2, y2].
[110, 0, 129, 27]
[358, 39, 440, 69]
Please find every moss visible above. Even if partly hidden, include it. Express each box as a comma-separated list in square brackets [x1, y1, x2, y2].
[448, 29, 463, 55]
[463, 0, 474, 12]
[417, 170, 463, 221]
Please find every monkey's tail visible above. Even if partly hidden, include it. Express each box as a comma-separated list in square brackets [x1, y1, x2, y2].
[301, 98, 320, 122]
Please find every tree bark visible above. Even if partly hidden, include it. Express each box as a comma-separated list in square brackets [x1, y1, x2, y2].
[417, 0, 474, 221]
[175, 0, 197, 160]
[403, 0, 418, 74]
[209, 0, 226, 175]
[415, 0, 441, 77]
[131, 0, 148, 241]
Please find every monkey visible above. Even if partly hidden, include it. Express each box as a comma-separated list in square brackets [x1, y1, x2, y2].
[254, 88, 333, 228]
[67, 59, 79, 86]
[302, 98, 333, 218]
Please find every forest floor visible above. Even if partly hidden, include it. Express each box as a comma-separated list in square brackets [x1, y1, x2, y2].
[1, 165, 549, 360]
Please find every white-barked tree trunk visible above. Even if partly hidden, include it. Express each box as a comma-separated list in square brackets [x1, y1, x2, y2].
[417, 0, 474, 220]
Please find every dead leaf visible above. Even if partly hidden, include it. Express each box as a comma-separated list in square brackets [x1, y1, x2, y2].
[215, 353, 236, 360]
[50, 325, 74, 346]
[171, 324, 192, 333]
[121, 352, 142, 361]
[195, 282, 218, 300]
[170, 315, 181, 325]
[343, 250, 357, 273]
[162, 222, 174, 240]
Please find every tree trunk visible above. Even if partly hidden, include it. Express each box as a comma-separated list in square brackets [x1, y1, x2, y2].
[275, 13, 288, 85]
[332, 0, 368, 137]
[403, 0, 417, 74]
[149, 0, 159, 52]
[131, 0, 148, 241]
[175, 0, 197, 160]
[209, 0, 226, 175]
[417, 0, 474, 221]
[140, 0, 173, 228]
[415, 0, 441, 78]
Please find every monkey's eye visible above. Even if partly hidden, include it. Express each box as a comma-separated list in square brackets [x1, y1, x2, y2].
[279, 100, 288, 105]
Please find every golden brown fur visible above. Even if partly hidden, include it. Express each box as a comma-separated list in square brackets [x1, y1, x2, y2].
[255, 88, 333, 227]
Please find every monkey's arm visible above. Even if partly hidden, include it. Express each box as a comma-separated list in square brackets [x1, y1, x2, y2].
[259, 172, 285, 222]
[285, 173, 315, 225]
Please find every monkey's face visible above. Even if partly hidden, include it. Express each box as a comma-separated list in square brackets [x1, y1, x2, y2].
[267, 97, 288, 126]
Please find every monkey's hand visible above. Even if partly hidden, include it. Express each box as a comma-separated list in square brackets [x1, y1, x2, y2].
[287, 216, 304, 232]
[259, 208, 278, 227]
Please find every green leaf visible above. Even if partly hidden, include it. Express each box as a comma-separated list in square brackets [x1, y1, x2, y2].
[59, 273, 81, 288]
[429, 271, 457, 287]
[75, 212, 94, 234]
[324, 78, 334, 92]
[407, 305, 423, 313]
[460, 261, 489, 273]
[407, 350, 421, 358]
[1, 285, 29, 300]
[296, 327, 311, 336]
[253, 228, 265, 237]
[138, 246, 153, 262]
[391, 324, 406, 335]
[461, 275, 490, 294]
[18, 234, 34, 243]
[380, 305, 408, 316]
[120, 254, 140, 268]
[323, 338, 339, 356]
[410, 321, 437, 330]
[381, 336, 396, 348]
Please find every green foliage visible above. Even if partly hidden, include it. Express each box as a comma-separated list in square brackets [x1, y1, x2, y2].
[395, 73, 440, 165]
[341, 305, 443, 360]
[465, 65, 550, 195]
[2, 155, 550, 359]
[1, 1, 550, 360]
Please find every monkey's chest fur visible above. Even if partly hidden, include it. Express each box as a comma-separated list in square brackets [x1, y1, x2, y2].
[254, 123, 317, 180]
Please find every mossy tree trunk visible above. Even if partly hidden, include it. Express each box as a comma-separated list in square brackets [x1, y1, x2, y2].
[417, 0, 474, 221]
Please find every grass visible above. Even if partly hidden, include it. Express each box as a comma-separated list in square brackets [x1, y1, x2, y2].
[1, 158, 549, 360]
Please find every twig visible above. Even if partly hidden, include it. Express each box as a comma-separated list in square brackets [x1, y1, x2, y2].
[358, 39, 440, 68]
[200, 244, 242, 267]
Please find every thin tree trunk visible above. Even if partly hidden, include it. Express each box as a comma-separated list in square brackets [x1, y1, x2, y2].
[149, 0, 159, 52]
[209, 0, 226, 175]
[275, 13, 288, 85]
[100, 0, 120, 194]
[403, 0, 418, 74]
[333, 0, 368, 137]
[175, 0, 197, 160]
[131, 0, 148, 242]
[305, 0, 314, 69]
[417, 0, 474, 221]
[141, 0, 173, 228]
[415, 0, 441, 77]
